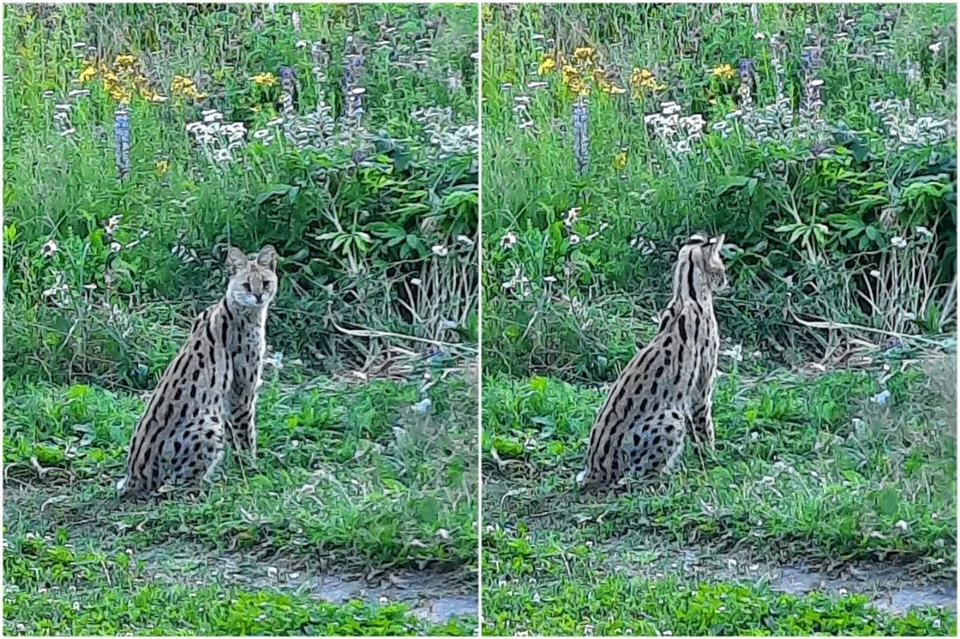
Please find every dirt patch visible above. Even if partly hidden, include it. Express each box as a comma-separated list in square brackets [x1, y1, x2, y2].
[135, 543, 478, 622]
[5, 480, 478, 623]
[604, 539, 956, 615]
[772, 564, 956, 615]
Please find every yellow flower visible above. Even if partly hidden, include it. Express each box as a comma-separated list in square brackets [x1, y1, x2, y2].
[573, 47, 595, 63]
[630, 67, 665, 97]
[561, 64, 579, 86]
[252, 72, 277, 87]
[538, 54, 556, 76]
[613, 151, 628, 170]
[482, 5, 493, 22]
[114, 54, 136, 68]
[594, 69, 626, 95]
[172, 75, 207, 101]
[78, 63, 97, 83]
[172, 75, 194, 91]
[712, 63, 736, 81]
[155, 159, 170, 176]
[567, 75, 588, 97]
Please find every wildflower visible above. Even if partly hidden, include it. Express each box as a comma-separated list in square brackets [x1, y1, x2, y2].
[110, 241, 122, 253]
[915, 226, 934, 240]
[252, 72, 278, 87]
[573, 47, 595, 63]
[567, 75, 587, 97]
[891, 236, 907, 249]
[929, 42, 943, 55]
[431, 245, 449, 257]
[538, 54, 555, 76]
[105, 214, 122, 235]
[613, 150, 628, 170]
[78, 63, 96, 83]
[712, 63, 736, 80]
[501, 232, 518, 249]
[629, 67, 665, 96]
[42, 239, 59, 257]
[154, 160, 169, 176]
[564, 207, 580, 227]
[171, 75, 207, 101]
[561, 64, 579, 86]
[569, 234, 581, 245]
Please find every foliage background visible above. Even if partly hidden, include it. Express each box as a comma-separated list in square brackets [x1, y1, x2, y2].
[482, 3, 957, 382]
[3, 4, 480, 634]
[4, 2, 479, 389]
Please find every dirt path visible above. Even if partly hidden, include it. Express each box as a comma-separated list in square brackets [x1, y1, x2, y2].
[603, 539, 957, 615]
[4, 479, 478, 623]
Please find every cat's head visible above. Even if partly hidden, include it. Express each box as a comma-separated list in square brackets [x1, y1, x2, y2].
[225, 245, 279, 310]
[676, 233, 728, 294]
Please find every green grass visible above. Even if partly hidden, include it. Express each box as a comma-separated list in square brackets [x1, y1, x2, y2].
[5, 368, 478, 635]
[481, 356, 957, 635]
[480, 3, 957, 380]
[4, 4, 479, 634]
[4, 3, 479, 385]
[484, 576, 955, 636]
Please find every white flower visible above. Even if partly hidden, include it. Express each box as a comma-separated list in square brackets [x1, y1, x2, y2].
[456, 234, 475, 246]
[895, 519, 909, 531]
[569, 234, 581, 245]
[564, 207, 581, 228]
[110, 241, 122, 253]
[929, 42, 943, 55]
[42, 240, 59, 257]
[500, 232, 518, 249]
[105, 214, 122, 235]
[869, 269, 881, 278]
[891, 236, 907, 249]
[915, 225, 934, 240]
[431, 245, 449, 257]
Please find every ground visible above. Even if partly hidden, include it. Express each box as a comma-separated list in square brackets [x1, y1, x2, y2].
[4, 363, 478, 635]
[481, 351, 957, 636]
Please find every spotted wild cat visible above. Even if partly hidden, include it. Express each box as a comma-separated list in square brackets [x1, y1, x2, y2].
[579, 233, 726, 489]
[117, 245, 278, 497]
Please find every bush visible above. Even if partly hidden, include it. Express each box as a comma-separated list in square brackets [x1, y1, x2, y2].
[3, 3, 479, 387]
[481, 3, 957, 382]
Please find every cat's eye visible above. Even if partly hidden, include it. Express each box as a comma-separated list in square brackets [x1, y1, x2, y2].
[243, 283, 251, 292]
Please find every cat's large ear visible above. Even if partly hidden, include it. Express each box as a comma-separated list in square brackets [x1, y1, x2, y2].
[226, 247, 248, 274]
[257, 245, 278, 271]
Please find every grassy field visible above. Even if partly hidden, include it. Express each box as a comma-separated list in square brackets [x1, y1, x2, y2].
[4, 4, 478, 635]
[481, 4, 956, 635]
[5, 366, 478, 635]
[482, 356, 956, 635]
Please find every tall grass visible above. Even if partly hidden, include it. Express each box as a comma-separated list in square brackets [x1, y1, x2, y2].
[481, 3, 956, 382]
[4, 3, 479, 388]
